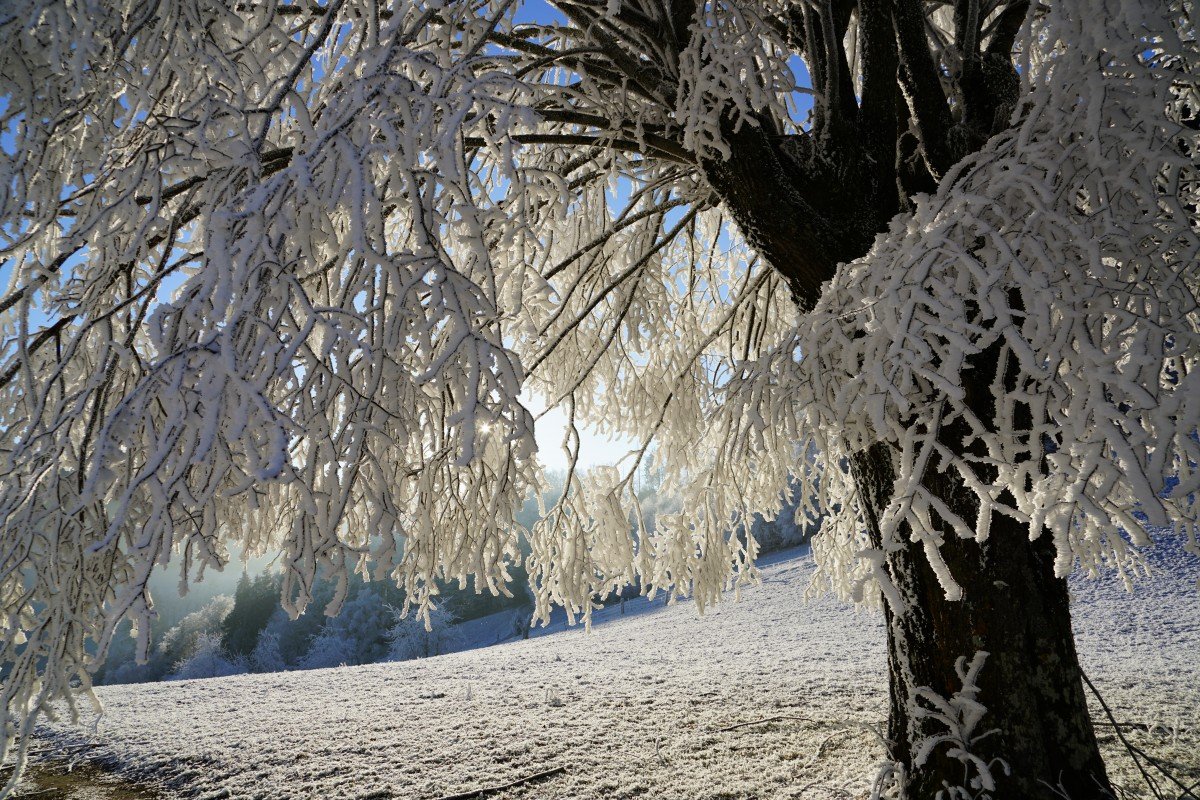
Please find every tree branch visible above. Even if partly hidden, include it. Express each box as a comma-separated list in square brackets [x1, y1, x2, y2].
[953, 0, 982, 63]
[858, 0, 900, 212]
[463, 132, 690, 164]
[893, 0, 957, 178]
[818, 0, 857, 135]
[435, 766, 567, 800]
[984, 1, 1031, 57]
[0, 316, 75, 393]
[712, 714, 819, 733]
[552, 1, 675, 105]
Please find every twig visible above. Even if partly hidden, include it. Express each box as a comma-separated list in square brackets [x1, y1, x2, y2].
[1081, 668, 1197, 800]
[1093, 721, 1173, 735]
[434, 766, 567, 800]
[654, 736, 668, 766]
[799, 727, 856, 774]
[711, 714, 818, 733]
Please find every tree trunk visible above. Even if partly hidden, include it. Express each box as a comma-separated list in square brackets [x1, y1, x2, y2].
[851, 429, 1113, 798]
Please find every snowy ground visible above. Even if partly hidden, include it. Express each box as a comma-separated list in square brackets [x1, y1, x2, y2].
[23, 542, 1200, 800]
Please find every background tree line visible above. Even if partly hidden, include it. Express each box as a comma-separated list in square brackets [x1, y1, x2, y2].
[93, 473, 816, 685]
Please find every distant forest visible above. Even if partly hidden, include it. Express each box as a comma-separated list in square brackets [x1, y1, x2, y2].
[96, 473, 817, 685]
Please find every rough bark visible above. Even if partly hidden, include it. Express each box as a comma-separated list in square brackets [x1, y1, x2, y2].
[853, 442, 1114, 798]
[846, 322, 1114, 797]
[701, 120, 1115, 800]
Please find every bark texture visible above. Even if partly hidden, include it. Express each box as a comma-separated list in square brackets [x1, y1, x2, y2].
[853, 444, 1113, 799]
[843, 327, 1113, 796]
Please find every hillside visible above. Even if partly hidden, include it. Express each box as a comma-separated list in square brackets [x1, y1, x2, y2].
[22, 543, 1200, 799]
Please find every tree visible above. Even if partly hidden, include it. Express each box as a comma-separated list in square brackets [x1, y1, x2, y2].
[299, 583, 396, 667]
[169, 631, 246, 681]
[221, 572, 283, 657]
[386, 602, 458, 660]
[155, 595, 238, 681]
[0, 1, 1195, 797]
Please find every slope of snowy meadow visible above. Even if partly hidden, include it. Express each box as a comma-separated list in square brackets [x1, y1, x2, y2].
[25, 543, 1200, 800]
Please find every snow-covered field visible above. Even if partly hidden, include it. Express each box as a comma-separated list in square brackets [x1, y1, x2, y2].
[24, 543, 1200, 799]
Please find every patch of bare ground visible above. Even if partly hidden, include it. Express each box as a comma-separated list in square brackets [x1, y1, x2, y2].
[6, 762, 159, 800]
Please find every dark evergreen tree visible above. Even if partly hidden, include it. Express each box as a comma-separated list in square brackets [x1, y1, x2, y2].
[221, 573, 283, 657]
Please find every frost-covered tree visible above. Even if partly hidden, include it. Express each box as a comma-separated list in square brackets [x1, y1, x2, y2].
[300, 584, 395, 667]
[386, 603, 458, 660]
[155, 595, 237, 680]
[0, 0, 1196, 797]
[248, 619, 289, 674]
[221, 572, 283, 657]
[169, 632, 246, 681]
[99, 593, 237, 684]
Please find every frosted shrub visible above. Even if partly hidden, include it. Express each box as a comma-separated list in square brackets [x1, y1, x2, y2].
[169, 633, 247, 682]
[387, 605, 458, 661]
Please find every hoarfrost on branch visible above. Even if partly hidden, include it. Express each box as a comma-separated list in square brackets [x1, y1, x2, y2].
[0, 0, 1196, 791]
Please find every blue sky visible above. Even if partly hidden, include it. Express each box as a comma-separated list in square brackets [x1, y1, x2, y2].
[529, 396, 632, 473]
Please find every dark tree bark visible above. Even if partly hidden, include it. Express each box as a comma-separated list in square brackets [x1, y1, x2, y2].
[852, 443, 1112, 799]
[853, 315, 1112, 798]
